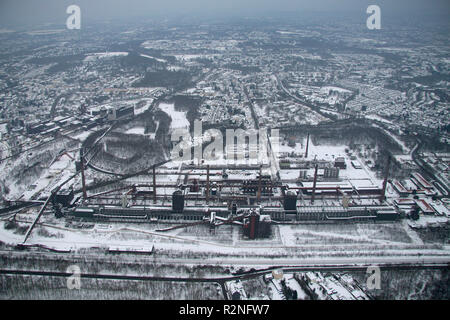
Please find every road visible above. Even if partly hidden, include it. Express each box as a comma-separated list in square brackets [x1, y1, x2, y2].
[275, 75, 336, 121]
[0, 250, 447, 300]
[1, 247, 448, 274]
[154, 255, 450, 268]
[1, 246, 449, 269]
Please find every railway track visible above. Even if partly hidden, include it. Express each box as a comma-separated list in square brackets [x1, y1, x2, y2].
[1, 262, 448, 283]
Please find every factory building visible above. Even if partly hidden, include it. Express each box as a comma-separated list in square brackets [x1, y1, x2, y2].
[53, 189, 74, 207]
[107, 105, 134, 121]
[334, 157, 346, 169]
[243, 213, 271, 239]
[172, 190, 185, 213]
[323, 166, 340, 179]
[283, 191, 297, 214]
[70, 203, 398, 223]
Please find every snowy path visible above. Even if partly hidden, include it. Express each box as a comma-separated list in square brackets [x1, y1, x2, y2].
[401, 220, 424, 245]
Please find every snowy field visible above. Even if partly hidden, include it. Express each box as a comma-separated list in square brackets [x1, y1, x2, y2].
[125, 127, 146, 135]
[320, 86, 352, 94]
[1, 215, 447, 261]
[83, 52, 128, 63]
[139, 54, 166, 63]
[158, 102, 190, 131]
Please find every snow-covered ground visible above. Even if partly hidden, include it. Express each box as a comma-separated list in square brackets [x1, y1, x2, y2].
[0, 141, 10, 174]
[125, 127, 146, 135]
[72, 130, 95, 141]
[1, 213, 448, 264]
[372, 123, 409, 153]
[21, 152, 76, 200]
[279, 137, 383, 187]
[173, 54, 219, 61]
[134, 98, 154, 115]
[158, 102, 190, 131]
[139, 54, 166, 63]
[83, 52, 128, 63]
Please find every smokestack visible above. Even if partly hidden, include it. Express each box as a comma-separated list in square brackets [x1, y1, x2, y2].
[311, 164, 318, 204]
[257, 165, 262, 203]
[380, 155, 391, 203]
[206, 165, 210, 203]
[305, 133, 310, 158]
[80, 150, 87, 200]
[249, 212, 259, 240]
[153, 165, 156, 204]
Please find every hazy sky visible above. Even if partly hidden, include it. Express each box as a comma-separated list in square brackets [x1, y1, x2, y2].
[0, 0, 449, 27]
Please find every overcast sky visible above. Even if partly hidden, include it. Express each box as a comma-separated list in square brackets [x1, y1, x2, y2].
[0, 0, 449, 27]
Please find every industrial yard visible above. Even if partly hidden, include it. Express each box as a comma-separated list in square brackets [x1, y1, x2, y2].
[0, 1, 449, 302]
[1, 96, 449, 301]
